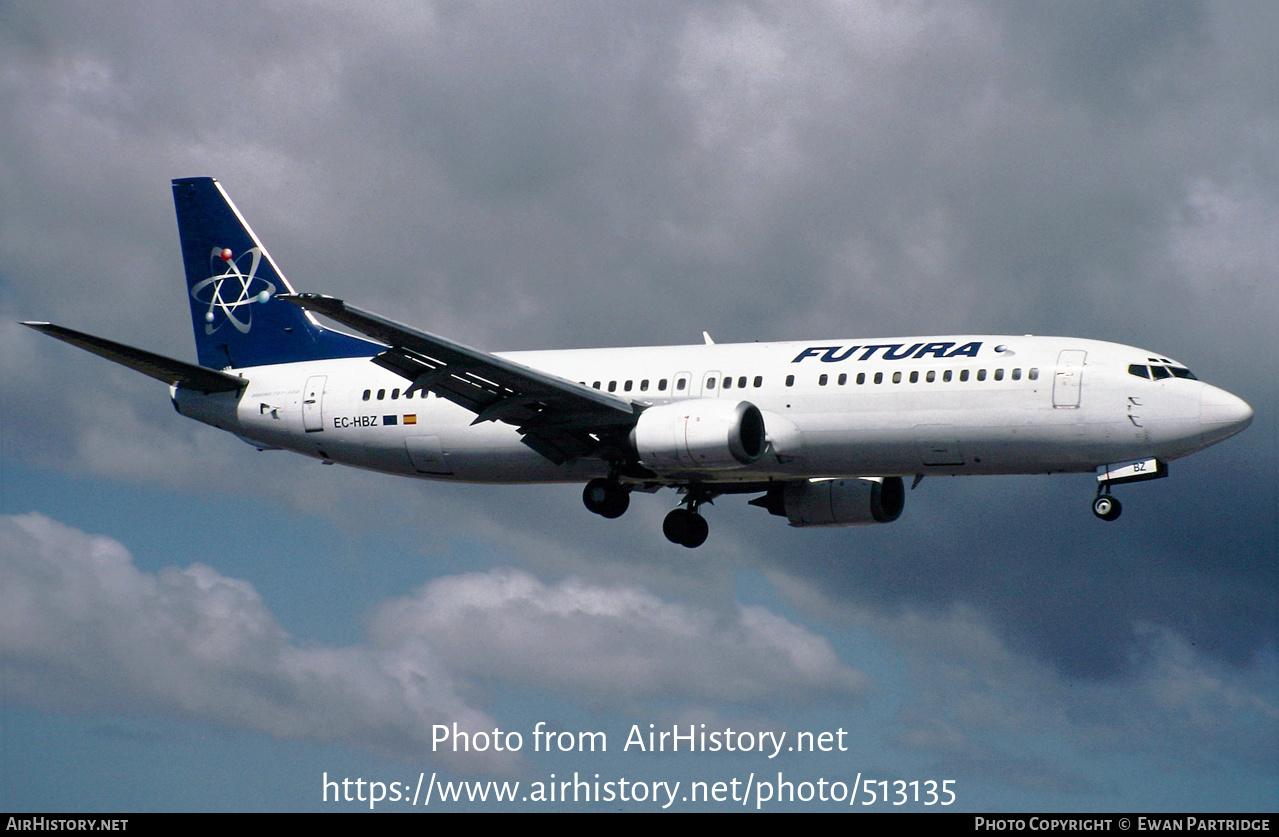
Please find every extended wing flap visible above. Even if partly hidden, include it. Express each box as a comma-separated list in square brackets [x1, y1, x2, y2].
[22, 322, 245, 393]
[280, 294, 638, 463]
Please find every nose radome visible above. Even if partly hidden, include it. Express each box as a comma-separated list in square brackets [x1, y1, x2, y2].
[1200, 385, 1253, 445]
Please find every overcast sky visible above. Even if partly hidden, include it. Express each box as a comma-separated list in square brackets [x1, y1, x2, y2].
[1, 1, 1275, 812]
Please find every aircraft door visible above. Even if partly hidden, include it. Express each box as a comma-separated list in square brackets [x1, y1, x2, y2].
[1053, 350, 1086, 409]
[302, 375, 327, 432]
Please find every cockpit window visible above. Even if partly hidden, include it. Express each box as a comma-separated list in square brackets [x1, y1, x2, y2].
[1130, 362, 1196, 381]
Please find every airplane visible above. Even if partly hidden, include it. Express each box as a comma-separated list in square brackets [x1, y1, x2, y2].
[23, 177, 1254, 548]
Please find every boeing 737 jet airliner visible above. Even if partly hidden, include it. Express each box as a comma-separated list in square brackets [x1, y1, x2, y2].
[24, 178, 1254, 547]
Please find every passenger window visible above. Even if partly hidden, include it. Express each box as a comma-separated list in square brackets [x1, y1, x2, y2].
[892, 371, 902, 384]
[706, 378, 716, 389]
[785, 375, 795, 387]
[819, 374, 828, 386]
[874, 372, 883, 384]
[660, 379, 668, 391]
[392, 388, 400, 399]
[377, 389, 385, 400]
[593, 381, 601, 389]
[943, 370, 952, 382]
[994, 369, 1004, 381]
[909, 371, 919, 383]
[1012, 368, 1022, 381]
[640, 379, 649, 391]
[362, 389, 371, 401]
[1028, 368, 1039, 381]
[838, 373, 847, 385]
[977, 369, 987, 381]
[677, 378, 686, 391]
[608, 381, 617, 392]
[754, 376, 763, 388]
[926, 370, 935, 382]
[960, 370, 969, 382]
[624, 380, 633, 392]
[723, 377, 732, 389]
[857, 373, 866, 385]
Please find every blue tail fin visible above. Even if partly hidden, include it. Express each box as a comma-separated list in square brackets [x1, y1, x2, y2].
[172, 177, 378, 369]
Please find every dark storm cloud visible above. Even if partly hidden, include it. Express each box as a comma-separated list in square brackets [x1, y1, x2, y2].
[767, 469, 1274, 681]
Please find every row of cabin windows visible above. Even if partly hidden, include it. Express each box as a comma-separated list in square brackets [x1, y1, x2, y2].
[710, 375, 764, 390]
[589, 378, 676, 393]
[362, 367, 1041, 401]
[363, 388, 430, 401]
[582, 375, 767, 393]
[785, 367, 1039, 387]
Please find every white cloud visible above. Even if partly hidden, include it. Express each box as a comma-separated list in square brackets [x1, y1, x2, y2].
[0, 512, 495, 766]
[374, 569, 868, 706]
[1, 513, 867, 764]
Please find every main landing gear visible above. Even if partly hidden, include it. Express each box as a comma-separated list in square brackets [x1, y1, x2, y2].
[582, 477, 712, 548]
[663, 488, 713, 548]
[582, 478, 630, 519]
[663, 507, 709, 549]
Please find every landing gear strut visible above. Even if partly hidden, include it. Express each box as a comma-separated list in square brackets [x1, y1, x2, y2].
[583, 478, 630, 519]
[1091, 458, 1166, 521]
[663, 488, 713, 548]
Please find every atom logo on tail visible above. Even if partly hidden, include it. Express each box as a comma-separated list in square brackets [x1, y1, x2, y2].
[190, 247, 277, 334]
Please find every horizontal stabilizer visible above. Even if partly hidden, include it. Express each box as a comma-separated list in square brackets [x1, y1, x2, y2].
[22, 322, 245, 393]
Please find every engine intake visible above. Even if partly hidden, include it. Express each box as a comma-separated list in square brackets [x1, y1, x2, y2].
[632, 399, 766, 471]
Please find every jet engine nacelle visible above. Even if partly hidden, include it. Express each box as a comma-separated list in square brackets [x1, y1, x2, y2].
[632, 399, 767, 471]
[782, 477, 905, 526]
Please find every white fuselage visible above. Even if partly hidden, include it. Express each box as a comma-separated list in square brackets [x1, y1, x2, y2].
[174, 334, 1249, 485]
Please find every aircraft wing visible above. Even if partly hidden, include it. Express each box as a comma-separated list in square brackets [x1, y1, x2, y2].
[279, 294, 640, 463]
[22, 322, 245, 393]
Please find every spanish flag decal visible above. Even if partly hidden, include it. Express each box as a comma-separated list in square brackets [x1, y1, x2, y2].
[404, 414, 417, 425]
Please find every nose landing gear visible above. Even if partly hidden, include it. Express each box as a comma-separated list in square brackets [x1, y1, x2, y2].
[1091, 457, 1167, 521]
[1091, 492, 1122, 521]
